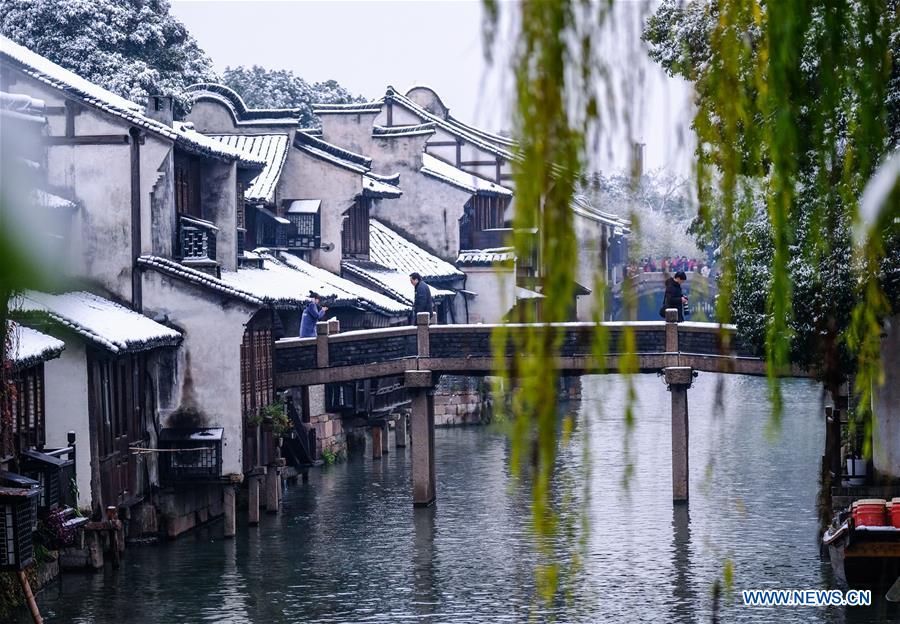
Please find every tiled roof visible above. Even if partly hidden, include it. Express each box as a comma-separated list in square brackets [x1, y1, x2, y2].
[0, 37, 262, 165]
[372, 123, 436, 138]
[293, 130, 372, 174]
[515, 286, 544, 300]
[571, 195, 631, 232]
[362, 174, 402, 198]
[173, 122, 266, 169]
[185, 83, 301, 124]
[32, 189, 76, 211]
[271, 252, 410, 314]
[314, 101, 384, 115]
[384, 87, 521, 162]
[369, 219, 463, 281]
[207, 134, 290, 202]
[456, 248, 517, 266]
[138, 254, 409, 316]
[293, 131, 402, 199]
[6, 321, 64, 370]
[342, 260, 455, 306]
[420, 153, 512, 197]
[14, 291, 181, 354]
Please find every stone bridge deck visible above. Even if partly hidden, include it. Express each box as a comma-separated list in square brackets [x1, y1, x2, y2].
[274, 313, 774, 389]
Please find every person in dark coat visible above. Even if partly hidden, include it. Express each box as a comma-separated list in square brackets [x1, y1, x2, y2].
[409, 272, 434, 324]
[299, 293, 328, 338]
[662, 271, 688, 321]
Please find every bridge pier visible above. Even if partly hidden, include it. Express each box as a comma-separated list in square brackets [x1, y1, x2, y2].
[664, 366, 695, 503]
[406, 370, 436, 507]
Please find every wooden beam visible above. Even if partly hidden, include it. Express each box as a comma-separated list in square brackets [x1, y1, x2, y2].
[45, 135, 130, 145]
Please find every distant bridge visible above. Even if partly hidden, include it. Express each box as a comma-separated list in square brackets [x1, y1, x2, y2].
[275, 312, 806, 507]
[611, 271, 716, 321]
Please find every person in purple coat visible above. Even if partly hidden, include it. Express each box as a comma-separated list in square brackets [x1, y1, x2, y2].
[299, 293, 328, 337]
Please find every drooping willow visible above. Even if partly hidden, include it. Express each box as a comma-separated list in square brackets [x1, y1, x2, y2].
[484, 0, 898, 605]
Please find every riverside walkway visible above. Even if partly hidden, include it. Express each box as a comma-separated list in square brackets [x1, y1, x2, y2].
[275, 311, 806, 507]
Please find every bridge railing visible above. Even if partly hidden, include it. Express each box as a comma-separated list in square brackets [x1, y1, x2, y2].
[274, 311, 767, 387]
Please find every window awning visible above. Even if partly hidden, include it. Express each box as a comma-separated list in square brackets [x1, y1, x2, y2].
[286, 199, 321, 214]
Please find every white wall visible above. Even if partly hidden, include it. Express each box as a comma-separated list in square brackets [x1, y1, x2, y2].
[276, 149, 362, 272]
[43, 340, 92, 509]
[142, 270, 259, 476]
[462, 265, 516, 324]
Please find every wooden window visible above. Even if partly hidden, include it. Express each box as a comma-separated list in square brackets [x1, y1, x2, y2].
[341, 198, 370, 258]
[174, 153, 201, 218]
[8, 365, 45, 456]
[473, 196, 507, 231]
[240, 312, 275, 472]
[236, 180, 246, 230]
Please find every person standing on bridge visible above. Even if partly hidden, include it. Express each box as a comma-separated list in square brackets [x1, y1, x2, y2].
[410, 272, 434, 324]
[662, 271, 688, 321]
[299, 292, 328, 338]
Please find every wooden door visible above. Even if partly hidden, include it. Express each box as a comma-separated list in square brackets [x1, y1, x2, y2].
[88, 351, 145, 509]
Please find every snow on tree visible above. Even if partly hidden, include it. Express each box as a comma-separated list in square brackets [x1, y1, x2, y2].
[222, 65, 364, 127]
[643, 0, 899, 383]
[580, 170, 703, 261]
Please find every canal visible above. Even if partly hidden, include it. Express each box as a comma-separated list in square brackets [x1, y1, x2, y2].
[16, 374, 900, 623]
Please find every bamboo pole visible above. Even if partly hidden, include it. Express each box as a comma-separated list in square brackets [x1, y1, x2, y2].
[17, 570, 43, 624]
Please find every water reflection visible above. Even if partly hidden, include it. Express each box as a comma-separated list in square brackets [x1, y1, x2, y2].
[670, 505, 697, 623]
[17, 374, 899, 623]
[413, 506, 438, 617]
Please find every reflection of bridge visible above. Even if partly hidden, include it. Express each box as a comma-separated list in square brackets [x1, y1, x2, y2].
[611, 272, 716, 321]
[275, 311, 804, 507]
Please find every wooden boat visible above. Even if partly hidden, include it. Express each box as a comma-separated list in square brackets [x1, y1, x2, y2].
[824, 509, 900, 588]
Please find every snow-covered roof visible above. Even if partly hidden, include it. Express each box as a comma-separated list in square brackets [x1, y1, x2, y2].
[571, 195, 631, 232]
[0, 37, 265, 165]
[372, 123, 436, 138]
[173, 122, 265, 169]
[287, 200, 321, 214]
[207, 134, 290, 203]
[185, 83, 301, 125]
[420, 153, 512, 197]
[14, 291, 181, 354]
[362, 174, 402, 198]
[369, 219, 463, 281]
[384, 87, 521, 162]
[294, 130, 372, 173]
[314, 101, 384, 115]
[515, 286, 544, 301]
[32, 189, 76, 211]
[456, 248, 517, 266]
[267, 253, 410, 314]
[6, 321, 64, 370]
[138, 254, 409, 316]
[342, 260, 455, 306]
[292, 131, 402, 199]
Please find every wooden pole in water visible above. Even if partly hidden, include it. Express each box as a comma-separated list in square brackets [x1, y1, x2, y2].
[372, 424, 383, 460]
[18, 570, 42, 624]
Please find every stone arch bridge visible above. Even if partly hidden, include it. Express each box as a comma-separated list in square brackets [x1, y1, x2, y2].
[275, 311, 805, 507]
[611, 271, 716, 321]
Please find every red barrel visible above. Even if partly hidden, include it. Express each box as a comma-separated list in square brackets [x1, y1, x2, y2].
[891, 498, 900, 528]
[855, 499, 888, 527]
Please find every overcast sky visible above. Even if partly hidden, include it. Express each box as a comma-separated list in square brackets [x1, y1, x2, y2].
[171, 0, 694, 177]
